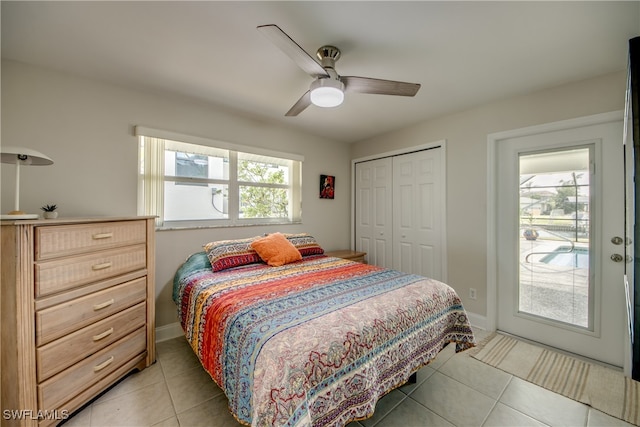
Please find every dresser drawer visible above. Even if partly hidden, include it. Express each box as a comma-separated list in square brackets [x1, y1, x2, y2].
[36, 277, 147, 346]
[35, 244, 147, 297]
[38, 327, 146, 411]
[35, 220, 147, 260]
[36, 302, 146, 381]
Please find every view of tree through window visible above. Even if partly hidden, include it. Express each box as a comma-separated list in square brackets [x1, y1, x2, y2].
[238, 159, 289, 218]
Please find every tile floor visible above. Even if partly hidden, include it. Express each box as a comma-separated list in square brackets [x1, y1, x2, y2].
[62, 328, 633, 427]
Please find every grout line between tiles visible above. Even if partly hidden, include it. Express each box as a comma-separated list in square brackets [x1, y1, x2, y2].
[366, 389, 411, 427]
[478, 374, 514, 427]
[494, 376, 554, 427]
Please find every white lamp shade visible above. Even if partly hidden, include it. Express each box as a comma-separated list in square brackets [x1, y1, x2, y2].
[1, 146, 53, 219]
[0, 146, 54, 166]
[310, 79, 345, 108]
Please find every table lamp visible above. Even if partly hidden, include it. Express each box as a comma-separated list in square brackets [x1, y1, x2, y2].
[1, 146, 54, 219]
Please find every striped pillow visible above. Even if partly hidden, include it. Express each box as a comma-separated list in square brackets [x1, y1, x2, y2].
[284, 233, 325, 257]
[203, 237, 262, 272]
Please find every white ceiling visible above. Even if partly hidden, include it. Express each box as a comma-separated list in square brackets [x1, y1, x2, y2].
[2, 1, 638, 144]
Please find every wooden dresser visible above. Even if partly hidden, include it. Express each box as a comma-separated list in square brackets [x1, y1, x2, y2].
[1, 217, 155, 427]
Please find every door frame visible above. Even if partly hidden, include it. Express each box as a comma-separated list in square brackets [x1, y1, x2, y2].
[351, 140, 448, 282]
[486, 111, 627, 368]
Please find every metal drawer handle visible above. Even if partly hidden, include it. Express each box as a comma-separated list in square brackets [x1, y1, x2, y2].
[93, 299, 115, 311]
[92, 328, 114, 341]
[92, 232, 114, 240]
[93, 356, 114, 372]
[92, 262, 112, 271]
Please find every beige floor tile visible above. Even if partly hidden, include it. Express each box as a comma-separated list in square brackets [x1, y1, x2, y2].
[90, 381, 175, 427]
[62, 405, 92, 427]
[438, 352, 511, 399]
[409, 371, 495, 427]
[158, 342, 202, 380]
[499, 377, 588, 427]
[176, 394, 241, 427]
[483, 402, 549, 427]
[150, 416, 180, 427]
[156, 336, 191, 356]
[373, 397, 455, 427]
[587, 408, 635, 427]
[359, 389, 407, 427]
[165, 364, 224, 413]
[93, 363, 166, 405]
[398, 365, 436, 395]
[427, 342, 456, 370]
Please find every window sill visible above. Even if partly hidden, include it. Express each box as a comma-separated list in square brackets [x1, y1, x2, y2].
[156, 220, 302, 231]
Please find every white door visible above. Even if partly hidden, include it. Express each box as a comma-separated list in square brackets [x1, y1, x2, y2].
[393, 149, 443, 280]
[355, 157, 393, 268]
[496, 118, 625, 367]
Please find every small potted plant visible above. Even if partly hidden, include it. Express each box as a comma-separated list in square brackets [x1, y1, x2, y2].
[41, 204, 58, 219]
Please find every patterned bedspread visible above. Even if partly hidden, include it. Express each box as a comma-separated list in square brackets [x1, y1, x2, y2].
[173, 253, 475, 426]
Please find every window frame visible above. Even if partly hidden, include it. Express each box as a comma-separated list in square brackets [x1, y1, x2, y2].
[135, 126, 303, 229]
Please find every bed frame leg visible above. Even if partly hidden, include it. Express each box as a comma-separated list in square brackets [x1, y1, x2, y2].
[408, 372, 417, 384]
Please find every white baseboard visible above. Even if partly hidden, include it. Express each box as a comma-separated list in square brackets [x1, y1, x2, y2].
[155, 322, 184, 343]
[156, 313, 491, 343]
[467, 311, 489, 331]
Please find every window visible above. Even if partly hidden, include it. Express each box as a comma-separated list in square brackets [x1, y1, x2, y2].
[518, 146, 592, 328]
[136, 127, 303, 228]
[175, 152, 209, 185]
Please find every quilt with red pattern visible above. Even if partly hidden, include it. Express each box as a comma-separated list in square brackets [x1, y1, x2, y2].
[173, 252, 475, 426]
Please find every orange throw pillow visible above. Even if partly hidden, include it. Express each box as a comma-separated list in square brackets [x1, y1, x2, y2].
[250, 232, 302, 267]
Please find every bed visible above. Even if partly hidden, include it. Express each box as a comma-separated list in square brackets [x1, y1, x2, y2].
[173, 233, 475, 426]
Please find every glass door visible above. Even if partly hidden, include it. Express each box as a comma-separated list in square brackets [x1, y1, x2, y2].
[518, 147, 593, 329]
[495, 117, 625, 367]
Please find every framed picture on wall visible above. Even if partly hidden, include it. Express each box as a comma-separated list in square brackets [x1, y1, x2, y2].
[320, 175, 335, 199]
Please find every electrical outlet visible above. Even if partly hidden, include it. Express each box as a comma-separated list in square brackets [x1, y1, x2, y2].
[469, 288, 477, 300]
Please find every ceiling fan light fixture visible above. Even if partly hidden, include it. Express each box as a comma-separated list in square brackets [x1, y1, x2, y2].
[309, 78, 344, 108]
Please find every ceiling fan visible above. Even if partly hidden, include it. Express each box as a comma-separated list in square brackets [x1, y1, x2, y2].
[257, 24, 421, 116]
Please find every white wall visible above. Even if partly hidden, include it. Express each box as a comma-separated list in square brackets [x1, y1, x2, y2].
[350, 71, 627, 321]
[3, 60, 626, 329]
[1, 60, 352, 327]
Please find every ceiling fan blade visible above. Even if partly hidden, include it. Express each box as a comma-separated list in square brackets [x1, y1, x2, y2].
[342, 76, 421, 97]
[257, 24, 329, 78]
[285, 91, 312, 116]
